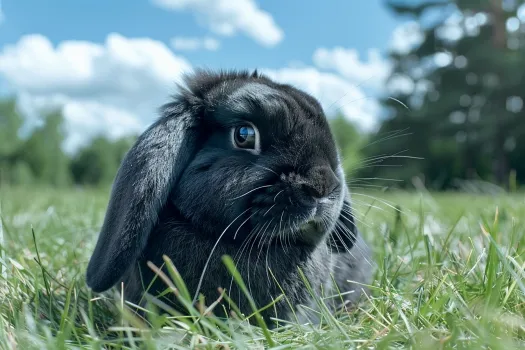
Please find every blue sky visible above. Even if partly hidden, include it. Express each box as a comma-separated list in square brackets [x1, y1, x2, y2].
[0, 0, 402, 69]
[0, 0, 415, 152]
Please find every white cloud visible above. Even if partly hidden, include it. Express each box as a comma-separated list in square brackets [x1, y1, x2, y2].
[16, 93, 144, 152]
[171, 36, 220, 51]
[0, 33, 386, 153]
[0, 33, 192, 153]
[152, 0, 284, 47]
[0, 33, 191, 97]
[312, 47, 392, 89]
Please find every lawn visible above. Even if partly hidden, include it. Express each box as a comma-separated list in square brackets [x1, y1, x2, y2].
[1, 187, 524, 349]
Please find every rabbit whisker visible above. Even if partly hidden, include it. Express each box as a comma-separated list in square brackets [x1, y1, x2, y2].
[350, 192, 404, 214]
[229, 221, 262, 301]
[332, 223, 357, 260]
[264, 226, 277, 289]
[255, 220, 275, 278]
[278, 209, 288, 254]
[346, 177, 403, 183]
[231, 219, 267, 300]
[339, 205, 372, 229]
[233, 209, 259, 240]
[348, 197, 388, 214]
[247, 220, 273, 298]
[263, 203, 276, 217]
[192, 206, 252, 303]
[334, 218, 374, 268]
[228, 184, 273, 201]
[251, 162, 279, 176]
[257, 218, 275, 250]
[273, 190, 284, 202]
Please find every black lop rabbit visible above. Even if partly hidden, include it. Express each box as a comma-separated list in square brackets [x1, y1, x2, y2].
[86, 70, 372, 325]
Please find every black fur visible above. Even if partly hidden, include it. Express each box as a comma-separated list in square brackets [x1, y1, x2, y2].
[86, 69, 372, 325]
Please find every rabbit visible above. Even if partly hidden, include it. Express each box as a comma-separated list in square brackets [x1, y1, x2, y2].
[85, 69, 373, 326]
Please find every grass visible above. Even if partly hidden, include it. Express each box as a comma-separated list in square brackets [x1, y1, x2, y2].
[0, 186, 525, 349]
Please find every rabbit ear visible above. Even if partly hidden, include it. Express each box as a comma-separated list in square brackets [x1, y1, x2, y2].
[86, 102, 200, 293]
[329, 197, 358, 252]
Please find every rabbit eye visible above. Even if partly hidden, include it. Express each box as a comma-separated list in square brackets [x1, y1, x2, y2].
[232, 125, 258, 151]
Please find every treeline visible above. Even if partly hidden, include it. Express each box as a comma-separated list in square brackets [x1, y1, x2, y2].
[0, 97, 367, 189]
[2, 0, 525, 191]
[359, 0, 525, 190]
[0, 87, 523, 191]
[0, 98, 136, 187]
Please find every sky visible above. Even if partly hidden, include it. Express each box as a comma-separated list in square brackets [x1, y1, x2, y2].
[0, 0, 422, 153]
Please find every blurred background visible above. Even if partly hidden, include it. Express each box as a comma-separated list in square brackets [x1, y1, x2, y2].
[0, 0, 524, 193]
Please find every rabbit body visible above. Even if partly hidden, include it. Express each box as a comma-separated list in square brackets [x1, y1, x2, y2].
[86, 70, 372, 325]
[122, 201, 371, 323]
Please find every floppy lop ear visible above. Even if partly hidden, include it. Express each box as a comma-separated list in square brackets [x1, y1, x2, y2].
[329, 197, 359, 252]
[86, 101, 200, 293]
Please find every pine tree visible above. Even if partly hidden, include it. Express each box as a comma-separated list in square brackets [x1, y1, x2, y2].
[362, 0, 525, 189]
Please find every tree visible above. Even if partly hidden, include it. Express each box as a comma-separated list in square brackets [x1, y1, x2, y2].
[70, 135, 136, 187]
[329, 114, 367, 177]
[18, 110, 72, 187]
[0, 98, 26, 184]
[0, 95, 140, 188]
[363, 0, 525, 189]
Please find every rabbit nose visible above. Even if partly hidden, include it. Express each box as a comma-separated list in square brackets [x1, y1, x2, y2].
[301, 166, 340, 199]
